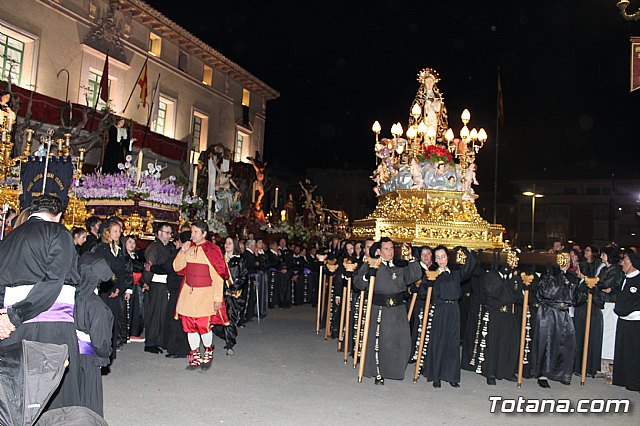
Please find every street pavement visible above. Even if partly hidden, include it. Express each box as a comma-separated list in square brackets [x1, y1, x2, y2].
[104, 306, 640, 425]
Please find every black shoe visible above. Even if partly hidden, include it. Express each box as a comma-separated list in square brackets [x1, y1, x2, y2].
[144, 346, 163, 354]
[487, 377, 496, 386]
[433, 380, 441, 388]
[537, 379, 550, 388]
[165, 353, 186, 359]
[449, 382, 460, 388]
[560, 380, 571, 386]
[374, 377, 385, 385]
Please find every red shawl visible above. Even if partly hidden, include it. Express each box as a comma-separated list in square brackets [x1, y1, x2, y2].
[199, 240, 230, 281]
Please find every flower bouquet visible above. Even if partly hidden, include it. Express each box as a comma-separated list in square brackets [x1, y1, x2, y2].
[417, 144, 453, 165]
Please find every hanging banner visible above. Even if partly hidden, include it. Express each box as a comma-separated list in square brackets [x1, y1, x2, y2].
[19, 157, 74, 210]
[631, 37, 640, 92]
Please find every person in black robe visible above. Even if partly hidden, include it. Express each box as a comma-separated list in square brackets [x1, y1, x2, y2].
[163, 231, 190, 359]
[408, 246, 435, 365]
[142, 223, 175, 354]
[481, 265, 519, 384]
[598, 246, 624, 373]
[573, 260, 604, 378]
[349, 239, 374, 358]
[459, 265, 473, 342]
[460, 258, 488, 372]
[217, 237, 248, 355]
[76, 253, 114, 417]
[612, 253, 640, 392]
[276, 238, 293, 308]
[124, 235, 145, 339]
[421, 245, 475, 388]
[333, 242, 359, 345]
[93, 219, 132, 360]
[80, 216, 102, 256]
[300, 247, 313, 304]
[0, 194, 81, 411]
[512, 265, 542, 379]
[530, 254, 580, 388]
[102, 118, 133, 174]
[354, 237, 422, 384]
[291, 245, 306, 306]
[265, 241, 282, 310]
[255, 238, 269, 315]
[242, 239, 261, 321]
[320, 254, 340, 337]
[306, 246, 322, 307]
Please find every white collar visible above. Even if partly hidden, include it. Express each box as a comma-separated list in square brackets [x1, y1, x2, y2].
[28, 212, 56, 222]
[271, 249, 279, 255]
[246, 248, 254, 254]
[626, 270, 640, 278]
[438, 266, 450, 273]
[420, 261, 431, 270]
[382, 259, 394, 267]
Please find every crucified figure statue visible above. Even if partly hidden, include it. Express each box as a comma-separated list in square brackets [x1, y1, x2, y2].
[248, 156, 267, 208]
[298, 181, 317, 210]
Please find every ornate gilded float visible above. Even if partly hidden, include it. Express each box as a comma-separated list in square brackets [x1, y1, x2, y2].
[352, 189, 504, 249]
[352, 68, 505, 249]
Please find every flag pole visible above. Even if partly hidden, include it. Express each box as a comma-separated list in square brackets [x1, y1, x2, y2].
[88, 52, 109, 133]
[492, 66, 501, 225]
[141, 73, 160, 149]
[122, 57, 148, 114]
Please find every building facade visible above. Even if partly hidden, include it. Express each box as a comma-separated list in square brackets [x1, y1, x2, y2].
[1, 0, 278, 170]
[514, 177, 640, 249]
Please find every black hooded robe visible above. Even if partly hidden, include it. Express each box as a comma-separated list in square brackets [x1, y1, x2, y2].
[76, 253, 114, 417]
[529, 270, 580, 383]
[0, 217, 81, 411]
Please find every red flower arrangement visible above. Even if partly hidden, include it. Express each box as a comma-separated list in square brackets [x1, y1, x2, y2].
[417, 144, 453, 165]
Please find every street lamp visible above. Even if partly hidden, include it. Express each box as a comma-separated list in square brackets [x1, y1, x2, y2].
[523, 184, 544, 249]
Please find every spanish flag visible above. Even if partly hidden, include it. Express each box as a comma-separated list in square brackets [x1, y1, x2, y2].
[138, 58, 148, 108]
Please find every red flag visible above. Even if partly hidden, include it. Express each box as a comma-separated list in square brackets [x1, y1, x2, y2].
[138, 59, 148, 107]
[98, 53, 109, 103]
[497, 70, 504, 127]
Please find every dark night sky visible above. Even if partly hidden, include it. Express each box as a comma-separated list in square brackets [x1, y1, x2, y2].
[150, 0, 640, 191]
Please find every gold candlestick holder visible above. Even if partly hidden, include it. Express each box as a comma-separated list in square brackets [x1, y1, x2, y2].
[24, 128, 34, 157]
